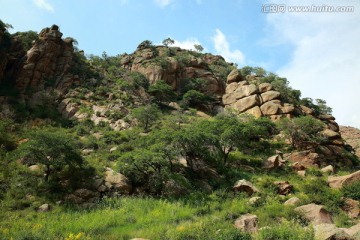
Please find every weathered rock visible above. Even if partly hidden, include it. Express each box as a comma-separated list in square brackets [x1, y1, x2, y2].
[279, 103, 295, 114]
[248, 197, 261, 205]
[341, 198, 360, 218]
[245, 106, 263, 118]
[340, 126, 360, 158]
[294, 204, 333, 225]
[284, 197, 301, 206]
[258, 82, 273, 93]
[227, 69, 243, 83]
[314, 224, 352, 240]
[260, 90, 280, 103]
[233, 180, 259, 196]
[327, 170, 360, 189]
[300, 105, 314, 115]
[321, 129, 341, 140]
[225, 82, 239, 94]
[263, 154, 285, 170]
[321, 165, 334, 174]
[104, 168, 132, 194]
[234, 214, 258, 233]
[288, 150, 320, 168]
[344, 223, 360, 238]
[233, 95, 260, 113]
[14, 26, 78, 94]
[274, 181, 293, 195]
[37, 203, 51, 212]
[319, 114, 336, 121]
[260, 101, 280, 116]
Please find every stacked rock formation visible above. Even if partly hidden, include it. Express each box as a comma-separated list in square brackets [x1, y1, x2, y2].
[223, 69, 352, 166]
[15, 25, 79, 94]
[223, 70, 294, 120]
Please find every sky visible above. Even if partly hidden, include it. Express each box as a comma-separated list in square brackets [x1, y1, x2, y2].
[0, 0, 359, 128]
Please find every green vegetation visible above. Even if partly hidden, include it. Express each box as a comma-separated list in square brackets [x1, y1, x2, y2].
[0, 29, 358, 240]
[277, 116, 325, 150]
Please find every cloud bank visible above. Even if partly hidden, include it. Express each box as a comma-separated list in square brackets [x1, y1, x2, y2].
[266, 0, 360, 128]
[212, 29, 245, 65]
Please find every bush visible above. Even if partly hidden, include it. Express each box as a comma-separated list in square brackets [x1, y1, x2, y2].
[342, 181, 360, 201]
[277, 116, 325, 150]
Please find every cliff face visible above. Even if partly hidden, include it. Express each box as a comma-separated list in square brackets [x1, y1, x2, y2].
[0, 25, 79, 98]
[121, 46, 228, 96]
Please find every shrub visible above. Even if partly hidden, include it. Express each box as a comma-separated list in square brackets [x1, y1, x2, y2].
[277, 116, 325, 150]
[342, 181, 360, 201]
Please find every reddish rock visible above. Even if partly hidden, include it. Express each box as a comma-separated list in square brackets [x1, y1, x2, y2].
[327, 170, 360, 189]
[341, 198, 359, 218]
[294, 204, 333, 225]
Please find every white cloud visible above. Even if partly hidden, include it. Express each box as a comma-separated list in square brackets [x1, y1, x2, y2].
[212, 28, 245, 65]
[172, 38, 206, 51]
[33, 0, 54, 12]
[154, 0, 173, 7]
[266, 0, 360, 129]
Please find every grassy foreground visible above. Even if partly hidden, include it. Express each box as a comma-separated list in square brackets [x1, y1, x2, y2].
[0, 191, 316, 240]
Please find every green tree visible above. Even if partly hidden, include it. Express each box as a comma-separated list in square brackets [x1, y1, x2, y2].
[18, 129, 83, 181]
[194, 44, 204, 52]
[148, 80, 176, 103]
[131, 104, 161, 131]
[277, 116, 325, 150]
[137, 40, 154, 50]
[182, 90, 211, 108]
[315, 99, 332, 115]
[12, 31, 38, 51]
[162, 37, 175, 47]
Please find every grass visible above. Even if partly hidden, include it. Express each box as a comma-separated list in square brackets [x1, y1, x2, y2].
[0, 196, 253, 240]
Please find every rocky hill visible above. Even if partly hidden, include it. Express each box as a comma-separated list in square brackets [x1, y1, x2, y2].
[340, 126, 360, 158]
[1, 23, 360, 240]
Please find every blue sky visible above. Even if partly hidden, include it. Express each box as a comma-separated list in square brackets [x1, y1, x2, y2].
[1, 0, 359, 128]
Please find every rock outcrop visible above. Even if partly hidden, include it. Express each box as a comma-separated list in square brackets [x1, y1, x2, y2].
[0, 25, 80, 99]
[294, 203, 333, 225]
[122, 47, 226, 95]
[15, 25, 79, 94]
[327, 170, 360, 189]
[340, 126, 360, 158]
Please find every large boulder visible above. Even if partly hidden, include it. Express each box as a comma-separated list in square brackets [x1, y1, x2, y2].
[234, 214, 258, 233]
[233, 179, 259, 196]
[263, 154, 285, 170]
[284, 197, 301, 206]
[258, 82, 273, 93]
[260, 90, 280, 103]
[227, 69, 243, 83]
[104, 168, 132, 194]
[344, 223, 360, 238]
[327, 170, 360, 189]
[260, 101, 280, 116]
[341, 198, 360, 218]
[314, 224, 352, 240]
[233, 95, 260, 112]
[287, 150, 320, 168]
[274, 181, 293, 195]
[294, 204, 333, 225]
